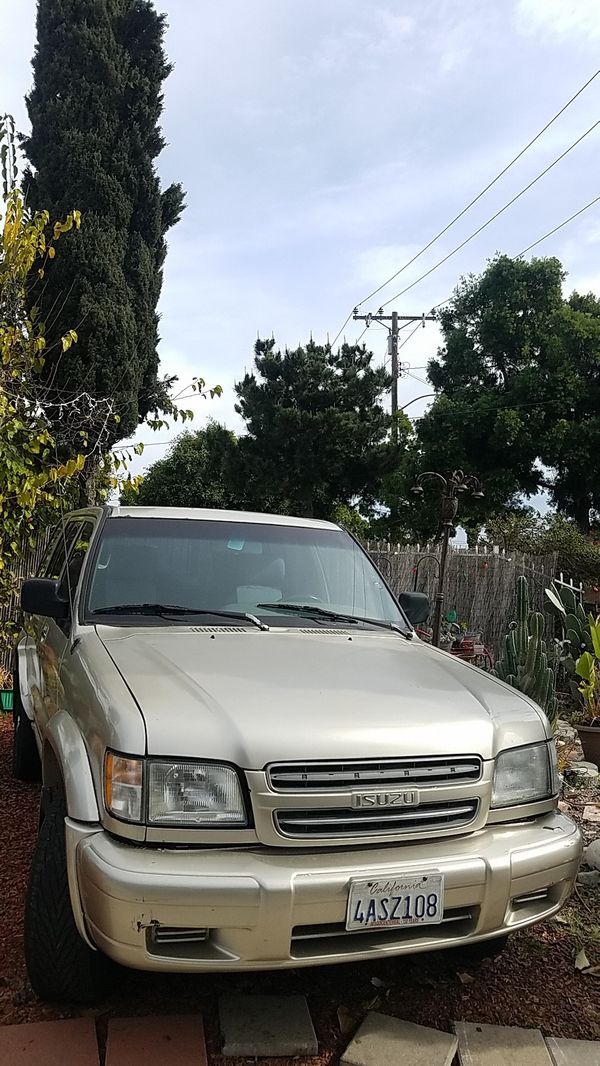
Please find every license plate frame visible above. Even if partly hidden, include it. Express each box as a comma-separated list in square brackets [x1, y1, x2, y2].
[345, 872, 444, 931]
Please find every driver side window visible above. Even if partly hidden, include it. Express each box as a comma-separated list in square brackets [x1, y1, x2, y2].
[58, 521, 94, 601]
[42, 531, 68, 582]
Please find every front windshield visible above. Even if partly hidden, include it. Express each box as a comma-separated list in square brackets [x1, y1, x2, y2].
[85, 517, 405, 626]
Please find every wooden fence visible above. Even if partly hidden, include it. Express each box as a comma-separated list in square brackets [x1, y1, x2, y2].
[366, 541, 558, 658]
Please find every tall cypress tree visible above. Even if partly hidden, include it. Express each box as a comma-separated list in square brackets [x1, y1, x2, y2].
[23, 0, 184, 446]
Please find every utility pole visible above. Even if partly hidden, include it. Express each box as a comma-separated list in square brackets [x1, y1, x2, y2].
[352, 308, 436, 442]
[390, 310, 398, 427]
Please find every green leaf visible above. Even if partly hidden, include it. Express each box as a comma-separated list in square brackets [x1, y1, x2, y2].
[545, 585, 566, 614]
[576, 651, 595, 682]
[591, 620, 600, 659]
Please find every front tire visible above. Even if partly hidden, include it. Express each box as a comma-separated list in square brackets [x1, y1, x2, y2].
[24, 791, 114, 1003]
[12, 671, 41, 782]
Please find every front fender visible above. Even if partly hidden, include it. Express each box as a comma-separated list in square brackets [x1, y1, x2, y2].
[44, 710, 99, 823]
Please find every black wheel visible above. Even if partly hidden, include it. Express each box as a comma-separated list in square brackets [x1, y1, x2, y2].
[24, 790, 115, 1003]
[12, 669, 42, 782]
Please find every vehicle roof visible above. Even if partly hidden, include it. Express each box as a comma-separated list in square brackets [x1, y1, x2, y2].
[106, 505, 340, 530]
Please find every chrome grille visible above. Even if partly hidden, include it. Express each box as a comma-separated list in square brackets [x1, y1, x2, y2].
[268, 756, 482, 792]
[275, 799, 478, 838]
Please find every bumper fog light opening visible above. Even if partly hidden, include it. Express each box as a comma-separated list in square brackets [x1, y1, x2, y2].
[151, 925, 210, 945]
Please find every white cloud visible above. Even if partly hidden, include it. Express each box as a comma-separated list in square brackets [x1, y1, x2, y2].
[516, 0, 600, 40]
[582, 220, 600, 245]
[352, 244, 423, 290]
[566, 271, 600, 296]
[4, 0, 600, 467]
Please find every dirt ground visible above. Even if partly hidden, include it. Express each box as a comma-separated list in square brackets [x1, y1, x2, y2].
[1, 712, 599, 1061]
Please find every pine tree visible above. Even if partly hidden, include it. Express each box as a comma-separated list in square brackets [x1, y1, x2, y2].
[23, 0, 185, 448]
[235, 338, 395, 519]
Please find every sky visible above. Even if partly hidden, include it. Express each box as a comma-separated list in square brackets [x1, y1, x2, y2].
[2, 0, 600, 484]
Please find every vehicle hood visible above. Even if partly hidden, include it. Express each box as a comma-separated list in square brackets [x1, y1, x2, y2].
[96, 626, 549, 766]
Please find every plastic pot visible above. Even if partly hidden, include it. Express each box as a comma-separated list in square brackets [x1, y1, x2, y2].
[576, 723, 600, 767]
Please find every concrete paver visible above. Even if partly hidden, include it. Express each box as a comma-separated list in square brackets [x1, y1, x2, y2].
[455, 1022, 553, 1065]
[105, 1015, 207, 1066]
[546, 1037, 600, 1066]
[0, 1018, 99, 1066]
[219, 994, 318, 1056]
[341, 1012, 457, 1066]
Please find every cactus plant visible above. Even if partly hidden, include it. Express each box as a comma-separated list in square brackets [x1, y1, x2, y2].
[545, 581, 595, 700]
[546, 584, 600, 757]
[546, 582, 593, 654]
[496, 575, 558, 726]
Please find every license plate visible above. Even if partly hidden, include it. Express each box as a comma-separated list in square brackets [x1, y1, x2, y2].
[346, 873, 444, 931]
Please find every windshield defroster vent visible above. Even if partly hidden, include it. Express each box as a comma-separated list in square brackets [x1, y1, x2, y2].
[188, 626, 249, 633]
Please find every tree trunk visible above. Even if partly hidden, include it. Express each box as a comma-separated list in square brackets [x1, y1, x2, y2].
[297, 493, 314, 519]
[78, 458, 100, 508]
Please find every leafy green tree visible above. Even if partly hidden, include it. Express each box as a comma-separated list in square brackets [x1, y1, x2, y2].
[332, 503, 370, 540]
[482, 510, 600, 580]
[413, 255, 600, 533]
[234, 338, 395, 518]
[23, 0, 185, 450]
[540, 291, 600, 531]
[127, 424, 245, 510]
[0, 117, 90, 657]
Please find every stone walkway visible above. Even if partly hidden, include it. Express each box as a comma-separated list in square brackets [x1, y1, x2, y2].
[0, 999, 598, 1065]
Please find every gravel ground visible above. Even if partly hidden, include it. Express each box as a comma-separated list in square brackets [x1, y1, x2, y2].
[1, 712, 599, 1061]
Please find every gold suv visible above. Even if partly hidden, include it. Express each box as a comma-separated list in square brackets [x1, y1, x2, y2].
[14, 506, 582, 1003]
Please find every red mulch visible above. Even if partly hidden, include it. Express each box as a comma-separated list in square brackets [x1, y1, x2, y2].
[1, 712, 599, 1062]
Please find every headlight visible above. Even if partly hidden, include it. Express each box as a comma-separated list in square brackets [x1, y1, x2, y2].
[491, 742, 558, 808]
[104, 753, 247, 826]
[104, 752, 143, 823]
[148, 761, 246, 826]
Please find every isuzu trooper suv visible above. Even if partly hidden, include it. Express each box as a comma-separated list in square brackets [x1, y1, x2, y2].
[14, 506, 581, 1002]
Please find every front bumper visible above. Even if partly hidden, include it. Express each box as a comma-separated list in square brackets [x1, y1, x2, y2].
[69, 813, 582, 972]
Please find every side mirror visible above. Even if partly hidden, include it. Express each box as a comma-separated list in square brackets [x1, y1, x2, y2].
[399, 591, 430, 626]
[21, 578, 69, 621]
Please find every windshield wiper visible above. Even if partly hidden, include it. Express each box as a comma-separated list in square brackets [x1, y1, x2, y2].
[256, 602, 411, 637]
[91, 604, 270, 631]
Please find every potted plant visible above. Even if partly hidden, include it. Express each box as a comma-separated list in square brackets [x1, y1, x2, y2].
[0, 664, 13, 712]
[573, 623, 600, 764]
[546, 583, 600, 762]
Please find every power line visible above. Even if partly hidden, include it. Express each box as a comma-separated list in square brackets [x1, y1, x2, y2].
[355, 68, 600, 309]
[428, 190, 600, 316]
[379, 118, 600, 308]
[113, 439, 172, 453]
[328, 69, 599, 348]
[399, 321, 424, 350]
[407, 370, 430, 387]
[516, 192, 600, 257]
[400, 194, 600, 413]
[330, 311, 354, 350]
